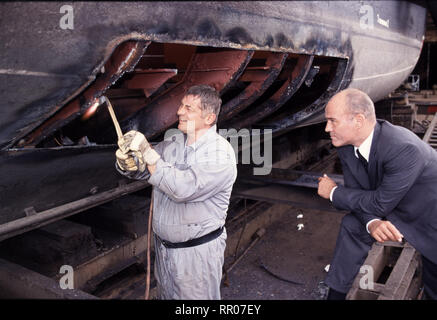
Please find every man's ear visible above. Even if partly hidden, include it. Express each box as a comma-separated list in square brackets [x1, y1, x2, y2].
[355, 113, 365, 128]
[205, 113, 216, 126]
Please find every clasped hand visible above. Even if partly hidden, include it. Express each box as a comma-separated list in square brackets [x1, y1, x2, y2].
[317, 174, 337, 199]
[368, 220, 403, 243]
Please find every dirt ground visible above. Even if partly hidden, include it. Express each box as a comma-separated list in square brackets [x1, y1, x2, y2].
[93, 204, 346, 300]
[221, 206, 345, 300]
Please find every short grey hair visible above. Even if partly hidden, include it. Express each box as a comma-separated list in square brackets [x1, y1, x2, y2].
[186, 85, 222, 124]
[343, 88, 376, 121]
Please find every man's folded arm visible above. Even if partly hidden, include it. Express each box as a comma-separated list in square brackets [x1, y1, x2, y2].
[332, 144, 425, 222]
[331, 155, 380, 227]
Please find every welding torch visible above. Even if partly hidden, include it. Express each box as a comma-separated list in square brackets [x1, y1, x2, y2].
[86, 96, 147, 172]
[85, 96, 124, 140]
[100, 96, 123, 139]
[86, 95, 160, 173]
[84, 95, 130, 156]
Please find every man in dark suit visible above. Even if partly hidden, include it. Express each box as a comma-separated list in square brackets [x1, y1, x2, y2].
[318, 88, 437, 300]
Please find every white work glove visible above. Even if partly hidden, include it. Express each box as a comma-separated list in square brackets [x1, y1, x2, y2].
[116, 149, 140, 172]
[117, 130, 160, 166]
[117, 130, 138, 154]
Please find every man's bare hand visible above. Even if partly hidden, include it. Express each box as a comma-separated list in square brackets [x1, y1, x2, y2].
[368, 220, 403, 243]
[317, 174, 337, 199]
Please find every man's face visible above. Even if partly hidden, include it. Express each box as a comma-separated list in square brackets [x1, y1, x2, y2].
[177, 94, 213, 134]
[325, 97, 358, 147]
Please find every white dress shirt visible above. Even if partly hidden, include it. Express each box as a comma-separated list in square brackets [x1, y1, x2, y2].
[330, 129, 378, 233]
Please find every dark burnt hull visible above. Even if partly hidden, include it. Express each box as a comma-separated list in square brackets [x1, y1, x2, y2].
[0, 1, 427, 226]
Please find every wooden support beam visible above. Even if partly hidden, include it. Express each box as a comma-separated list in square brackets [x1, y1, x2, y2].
[347, 242, 422, 300]
[53, 233, 148, 293]
[0, 258, 97, 299]
[379, 244, 420, 300]
[347, 243, 388, 300]
[0, 180, 149, 242]
[423, 112, 437, 144]
[0, 220, 98, 277]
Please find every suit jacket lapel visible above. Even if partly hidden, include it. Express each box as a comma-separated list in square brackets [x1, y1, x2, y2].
[344, 145, 371, 189]
[367, 121, 382, 188]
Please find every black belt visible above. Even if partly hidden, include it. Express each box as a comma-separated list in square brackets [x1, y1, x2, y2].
[157, 227, 224, 249]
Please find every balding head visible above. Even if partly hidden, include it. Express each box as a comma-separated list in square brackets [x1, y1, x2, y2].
[334, 88, 376, 122]
[325, 88, 376, 147]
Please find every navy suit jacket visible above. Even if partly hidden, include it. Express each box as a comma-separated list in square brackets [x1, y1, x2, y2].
[332, 119, 437, 264]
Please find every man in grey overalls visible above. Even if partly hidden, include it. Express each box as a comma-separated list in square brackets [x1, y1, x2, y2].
[115, 85, 237, 299]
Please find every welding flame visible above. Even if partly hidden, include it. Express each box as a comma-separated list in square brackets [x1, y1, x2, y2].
[81, 99, 101, 121]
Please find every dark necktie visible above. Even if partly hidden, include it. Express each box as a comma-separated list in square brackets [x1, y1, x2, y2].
[357, 149, 368, 171]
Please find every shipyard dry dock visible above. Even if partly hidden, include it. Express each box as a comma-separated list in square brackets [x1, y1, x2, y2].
[0, 1, 437, 301]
